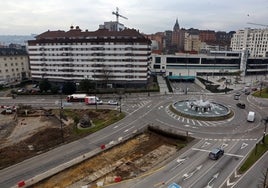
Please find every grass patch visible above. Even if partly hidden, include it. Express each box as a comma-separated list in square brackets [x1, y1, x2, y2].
[239, 136, 268, 173]
[252, 90, 268, 98]
[74, 112, 125, 134]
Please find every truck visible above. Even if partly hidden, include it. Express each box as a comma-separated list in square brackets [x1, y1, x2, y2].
[247, 111, 255, 122]
[85, 96, 103, 105]
[66, 94, 87, 102]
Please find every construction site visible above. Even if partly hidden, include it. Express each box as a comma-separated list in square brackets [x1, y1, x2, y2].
[0, 106, 192, 188]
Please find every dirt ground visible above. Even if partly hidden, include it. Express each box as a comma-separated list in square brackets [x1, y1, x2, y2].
[0, 108, 188, 188]
[32, 132, 180, 188]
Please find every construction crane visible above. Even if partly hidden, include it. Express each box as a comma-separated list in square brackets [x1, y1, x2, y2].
[247, 22, 268, 27]
[112, 7, 128, 23]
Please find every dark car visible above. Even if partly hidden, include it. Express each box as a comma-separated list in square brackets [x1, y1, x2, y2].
[236, 102, 246, 109]
[209, 148, 224, 160]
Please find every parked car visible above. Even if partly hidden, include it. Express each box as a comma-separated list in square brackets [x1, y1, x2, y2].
[234, 93, 240, 100]
[209, 148, 224, 160]
[108, 100, 118, 105]
[245, 90, 250, 95]
[251, 87, 257, 91]
[236, 102, 246, 109]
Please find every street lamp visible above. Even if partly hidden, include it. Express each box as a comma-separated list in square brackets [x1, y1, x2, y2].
[93, 69, 97, 110]
[59, 93, 64, 143]
[261, 117, 268, 144]
[119, 95, 122, 113]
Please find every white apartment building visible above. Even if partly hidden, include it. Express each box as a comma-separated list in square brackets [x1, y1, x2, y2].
[0, 48, 30, 85]
[231, 28, 268, 57]
[27, 26, 151, 87]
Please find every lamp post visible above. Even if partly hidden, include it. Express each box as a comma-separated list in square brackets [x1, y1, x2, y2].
[261, 117, 268, 144]
[93, 69, 97, 110]
[119, 95, 122, 113]
[59, 93, 64, 143]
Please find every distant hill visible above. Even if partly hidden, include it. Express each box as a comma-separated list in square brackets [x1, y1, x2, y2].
[0, 35, 36, 45]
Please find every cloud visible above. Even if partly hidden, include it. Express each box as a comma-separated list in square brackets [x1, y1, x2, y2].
[0, 0, 267, 35]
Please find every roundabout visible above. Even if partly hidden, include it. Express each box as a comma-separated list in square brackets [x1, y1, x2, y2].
[171, 95, 233, 121]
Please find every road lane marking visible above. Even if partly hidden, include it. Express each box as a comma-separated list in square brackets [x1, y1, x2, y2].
[192, 148, 244, 158]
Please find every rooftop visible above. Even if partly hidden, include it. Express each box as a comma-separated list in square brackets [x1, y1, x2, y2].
[0, 48, 27, 56]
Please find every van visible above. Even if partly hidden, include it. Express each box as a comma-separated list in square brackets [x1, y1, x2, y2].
[247, 111, 255, 122]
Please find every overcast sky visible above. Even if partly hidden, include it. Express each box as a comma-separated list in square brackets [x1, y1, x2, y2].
[0, 0, 267, 35]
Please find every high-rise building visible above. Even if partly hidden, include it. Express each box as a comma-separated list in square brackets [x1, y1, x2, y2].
[27, 26, 151, 87]
[231, 28, 268, 57]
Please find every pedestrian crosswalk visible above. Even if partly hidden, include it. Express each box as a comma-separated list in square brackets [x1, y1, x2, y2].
[165, 106, 229, 127]
[127, 100, 152, 108]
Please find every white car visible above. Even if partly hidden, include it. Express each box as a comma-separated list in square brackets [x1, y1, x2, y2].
[108, 100, 118, 105]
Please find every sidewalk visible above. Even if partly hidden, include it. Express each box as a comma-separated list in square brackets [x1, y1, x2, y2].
[157, 75, 169, 94]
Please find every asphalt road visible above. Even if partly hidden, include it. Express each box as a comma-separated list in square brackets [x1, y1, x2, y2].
[232, 150, 268, 188]
[0, 91, 267, 188]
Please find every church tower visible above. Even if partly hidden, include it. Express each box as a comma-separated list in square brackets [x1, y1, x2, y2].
[173, 18, 180, 32]
[171, 18, 181, 53]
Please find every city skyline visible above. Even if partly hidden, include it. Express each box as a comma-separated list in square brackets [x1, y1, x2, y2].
[0, 0, 267, 35]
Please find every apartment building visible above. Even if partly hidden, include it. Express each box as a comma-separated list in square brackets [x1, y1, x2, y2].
[231, 28, 268, 57]
[184, 32, 201, 52]
[27, 26, 151, 87]
[0, 48, 30, 84]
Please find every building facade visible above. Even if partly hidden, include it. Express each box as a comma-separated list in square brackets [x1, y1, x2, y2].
[27, 26, 151, 87]
[184, 32, 201, 52]
[0, 48, 30, 85]
[150, 50, 268, 78]
[231, 28, 268, 57]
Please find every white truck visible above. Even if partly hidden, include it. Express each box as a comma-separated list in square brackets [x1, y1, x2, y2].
[247, 111, 255, 122]
[85, 96, 103, 105]
[66, 94, 87, 102]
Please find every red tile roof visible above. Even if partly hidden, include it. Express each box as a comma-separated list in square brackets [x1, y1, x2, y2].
[35, 26, 144, 40]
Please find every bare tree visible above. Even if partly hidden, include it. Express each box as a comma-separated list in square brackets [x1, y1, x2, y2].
[100, 64, 113, 88]
[260, 167, 268, 188]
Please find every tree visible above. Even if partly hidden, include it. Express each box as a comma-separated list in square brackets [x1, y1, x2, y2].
[62, 82, 76, 95]
[100, 64, 113, 88]
[50, 84, 60, 94]
[39, 79, 51, 92]
[79, 79, 95, 92]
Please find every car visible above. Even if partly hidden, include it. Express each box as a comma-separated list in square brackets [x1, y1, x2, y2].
[245, 90, 250, 95]
[209, 148, 224, 160]
[17, 88, 25, 93]
[251, 87, 257, 91]
[236, 102, 246, 109]
[108, 100, 118, 105]
[234, 93, 240, 100]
